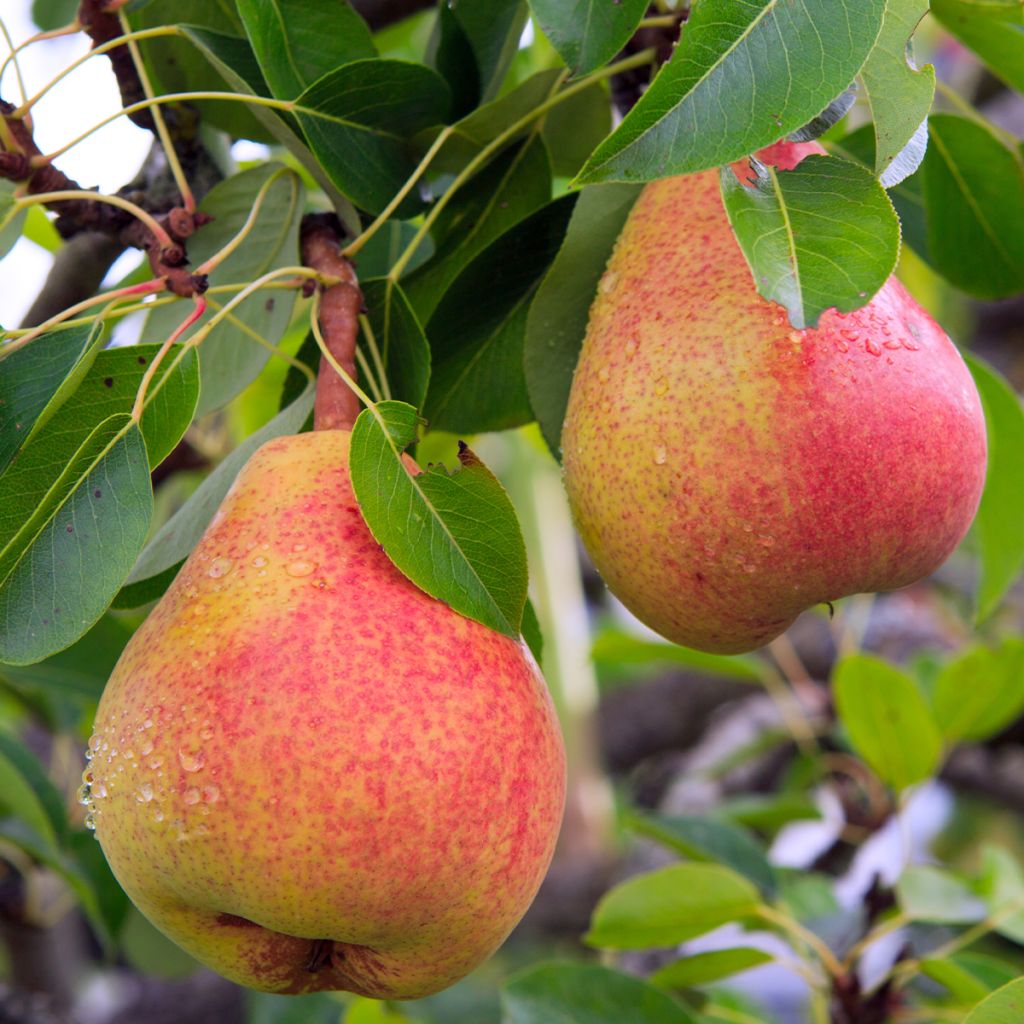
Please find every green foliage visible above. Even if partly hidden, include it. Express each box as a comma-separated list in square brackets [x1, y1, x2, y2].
[349, 401, 528, 637]
[528, 0, 648, 78]
[720, 155, 900, 329]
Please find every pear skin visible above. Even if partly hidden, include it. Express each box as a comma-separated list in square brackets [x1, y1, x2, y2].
[562, 141, 987, 654]
[85, 430, 565, 998]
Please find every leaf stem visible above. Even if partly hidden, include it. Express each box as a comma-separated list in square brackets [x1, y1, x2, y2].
[354, 346, 385, 403]
[342, 125, 454, 259]
[10, 25, 180, 117]
[387, 49, 655, 283]
[116, 11, 194, 211]
[0, 16, 28, 107]
[756, 905, 845, 980]
[308, 291, 375, 411]
[195, 168, 288, 275]
[359, 313, 391, 401]
[34, 92, 295, 165]
[131, 295, 206, 421]
[0, 21, 81, 93]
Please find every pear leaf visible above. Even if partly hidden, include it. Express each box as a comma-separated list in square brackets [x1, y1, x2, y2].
[963, 978, 1024, 1024]
[921, 115, 1024, 300]
[575, 0, 887, 184]
[350, 401, 528, 638]
[833, 654, 943, 790]
[0, 416, 152, 665]
[720, 155, 900, 329]
[931, 0, 1024, 94]
[503, 962, 701, 1024]
[586, 863, 762, 949]
[966, 355, 1024, 621]
[858, 0, 934, 186]
[651, 948, 773, 990]
[0, 322, 104, 475]
[528, 0, 649, 78]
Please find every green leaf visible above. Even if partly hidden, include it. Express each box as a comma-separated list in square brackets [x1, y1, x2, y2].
[128, 2, 270, 142]
[586, 863, 762, 949]
[296, 60, 451, 216]
[965, 355, 1024, 622]
[529, 0, 648, 77]
[360, 279, 431, 411]
[651, 947, 773, 990]
[424, 194, 577, 434]
[951, 953, 1023, 994]
[541, 80, 612, 179]
[720, 155, 900, 330]
[431, 0, 528, 115]
[0, 417, 152, 664]
[0, 611, 135, 701]
[833, 654, 943, 790]
[931, 0, 1024, 93]
[921, 114, 1024, 300]
[502, 962, 700, 1024]
[0, 181, 26, 261]
[353, 221, 433, 280]
[829, 124, 929, 260]
[349, 401, 528, 638]
[575, 0, 887, 184]
[896, 865, 985, 923]
[177, 26, 360, 233]
[521, 597, 544, 665]
[524, 183, 640, 456]
[403, 135, 553, 321]
[0, 322, 103, 475]
[858, 0, 934, 186]
[237, 0, 375, 99]
[921, 958, 994, 1005]
[716, 794, 822, 835]
[125, 381, 315, 589]
[31, 0, 77, 31]
[144, 164, 302, 416]
[0, 732, 67, 849]
[344, 998, 411, 1024]
[978, 847, 1024, 944]
[963, 978, 1024, 1024]
[591, 627, 762, 682]
[931, 641, 1024, 743]
[631, 813, 776, 898]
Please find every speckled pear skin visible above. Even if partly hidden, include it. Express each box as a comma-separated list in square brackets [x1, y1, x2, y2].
[86, 430, 565, 999]
[562, 141, 987, 654]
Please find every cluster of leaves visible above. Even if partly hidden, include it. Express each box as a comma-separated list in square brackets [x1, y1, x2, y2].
[1, 0, 1024, 1022]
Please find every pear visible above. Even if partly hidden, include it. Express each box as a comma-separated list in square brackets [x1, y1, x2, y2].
[562, 141, 987, 655]
[83, 429, 565, 998]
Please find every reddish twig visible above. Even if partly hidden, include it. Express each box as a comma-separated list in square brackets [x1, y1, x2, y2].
[300, 213, 363, 432]
[1, 100, 209, 297]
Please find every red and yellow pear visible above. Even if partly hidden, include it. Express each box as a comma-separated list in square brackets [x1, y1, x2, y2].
[83, 232, 565, 999]
[562, 141, 987, 654]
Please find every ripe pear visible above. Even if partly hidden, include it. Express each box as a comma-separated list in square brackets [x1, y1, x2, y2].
[83, 429, 565, 998]
[562, 141, 987, 654]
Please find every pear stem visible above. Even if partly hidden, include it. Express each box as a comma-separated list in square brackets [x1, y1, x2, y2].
[301, 214, 363, 431]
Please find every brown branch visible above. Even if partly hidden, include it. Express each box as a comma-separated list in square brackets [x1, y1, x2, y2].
[77, 0, 154, 130]
[301, 213, 363, 432]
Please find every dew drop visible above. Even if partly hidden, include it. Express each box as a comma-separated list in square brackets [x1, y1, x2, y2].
[653, 378, 668, 397]
[292, 542, 307, 552]
[184, 787, 201, 805]
[152, 809, 165, 823]
[199, 727, 214, 741]
[788, 330, 803, 345]
[597, 366, 610, 384]
[624, 338, 638, 360]
[84, 812, 96, 831]
[208, 557, 234, 579]
[140, 741, 153, 756]
[653, 446, 667, 465]
[599, 271, 619, 294]
[76, 783, 92, 806]
[136, 784, 154, 803]
[865, 337, 882, 357]
[286, 560, 316, 578]
[149, 757, 163, 770]
[93, 781, 107, 799]
[202, 785, 220, 804]
[252, 555, 268, 568]
[760, 535, 775, 547]
[88, 734, 101, 753]
[178, 749, 204, 773]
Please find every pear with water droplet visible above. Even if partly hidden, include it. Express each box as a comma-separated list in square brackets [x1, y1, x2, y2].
[562, 141, 987, 654]
[87, 429, 565, 998]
